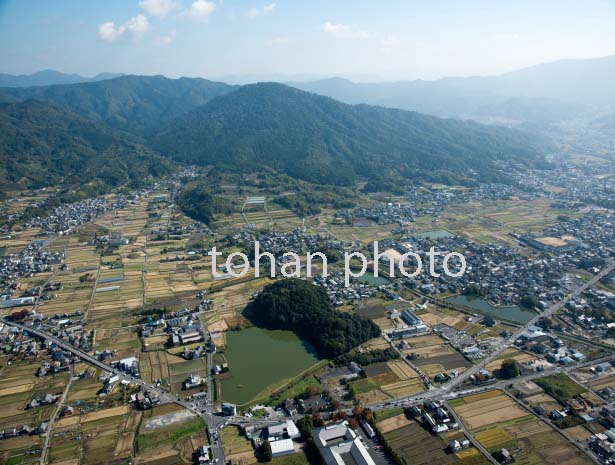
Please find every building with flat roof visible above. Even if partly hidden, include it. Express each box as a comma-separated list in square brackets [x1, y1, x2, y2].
[388, 308, 429, 339]
[267, 420, 300, 440]
[312, 421, 376, 465]
[269, 438, 295, 457]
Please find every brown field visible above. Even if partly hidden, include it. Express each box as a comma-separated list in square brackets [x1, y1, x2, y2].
[376, 413, 412, 433]
[419, 308, 468, 329]
[454, 391, 530, 430]
[504, 420, 550, 439]
[525, 393, 561, 413]
[0, 383, 34, 396]
[387, 360, 419, 380]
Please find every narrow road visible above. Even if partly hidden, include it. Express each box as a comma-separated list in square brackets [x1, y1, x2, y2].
[445, 400, 499, 465]
[2, 319, 227, 464]
[365, 260, 615, 410]
[503, 389, 602, 465]
[40, 364, 74, 465]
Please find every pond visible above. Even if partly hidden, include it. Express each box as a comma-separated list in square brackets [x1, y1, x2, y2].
[415, 229, 455, 240]
[0, 247, 5, 258]
[445, 294, 537, 324]
[357, 270, 390, 286]
[220, 327, 319, 405]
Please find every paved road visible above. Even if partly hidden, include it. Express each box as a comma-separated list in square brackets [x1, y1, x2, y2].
[445, 400, 500, 465]
[40, 364, 74, 465]
[0, 320, 227, 463]
[504, 389, 602, 465]
[6, 261, 612, 464]
[366, 260, 615, 410]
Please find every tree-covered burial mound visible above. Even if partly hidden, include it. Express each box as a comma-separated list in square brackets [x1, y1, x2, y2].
[245, 278, 381, 359]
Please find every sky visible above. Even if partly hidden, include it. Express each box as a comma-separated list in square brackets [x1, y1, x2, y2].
[1, 0, 615, 82]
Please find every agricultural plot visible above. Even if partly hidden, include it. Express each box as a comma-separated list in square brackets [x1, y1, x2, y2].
[51, 406, 141, 465]
[351, 360, 424, 402]
[221, 426, 255, 465]
[419, 307, 472, 331]
[403, 334, 472, 375]
[451, 390, 591, 465]
[136, 405, 206, 458]
[381, 420, 455, 465]
[0, 358, 71, 465]
[37, 244, 101, 316]
[94, 327, 140, 357]
[138, 351, 200, 393]
[452, 391, 531, 431]
[485, 348, 537, 372]
[534, 374, 586, 402]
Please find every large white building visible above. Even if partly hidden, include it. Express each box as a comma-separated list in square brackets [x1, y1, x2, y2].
[312, 421, 376, 465]
[269, 438, 295, 457]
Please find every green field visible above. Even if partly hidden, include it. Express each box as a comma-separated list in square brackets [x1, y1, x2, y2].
[534, 374, 586, 402]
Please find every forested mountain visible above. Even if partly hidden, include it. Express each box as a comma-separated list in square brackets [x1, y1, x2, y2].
[0, 75, 236, 136]
[0, 69, 123, 88]
[0, 100, 173, 190]
[155, 82, 549, 186]
[0, 75, 551, 191]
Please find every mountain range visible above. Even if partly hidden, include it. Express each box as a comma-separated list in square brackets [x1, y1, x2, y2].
[0, 100, 172, 190]
[1, 62, 577, 191]
[289, 55, 615, 121]
[0, 69, 123, 88]
[154, 82, 547, 186]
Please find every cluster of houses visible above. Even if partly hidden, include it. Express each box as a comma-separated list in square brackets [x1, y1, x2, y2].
[1, 240, 65, 306]
[515, 325, 587, 366]
[139, 307, 204, 347]
[409, 400, 458, 433]
[242, 420, 301, 458]
[314, 271, 387, 305]
[131, 390, 162, 410]
[26, 393, 60, 409]
[23, 193, 135, 234]
[0, 422, 48, 440]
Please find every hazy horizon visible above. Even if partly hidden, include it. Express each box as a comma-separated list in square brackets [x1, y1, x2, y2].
[2, 0, 615, 82]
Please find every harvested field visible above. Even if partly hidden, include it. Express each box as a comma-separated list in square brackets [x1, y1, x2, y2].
[382, 420, 454, 465]
[504, 420, 550, 439]
[454, 391, 530, 430]
[415, 353, 471, 371]
[376, 413, 411, 433]
[475, 428, 513, 449]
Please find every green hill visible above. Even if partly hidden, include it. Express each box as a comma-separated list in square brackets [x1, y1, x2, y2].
[0, 75, 236, 136]
[246, 278, 381, 359]
[156, 82, 550, 186]
[0, 100, 173, 190]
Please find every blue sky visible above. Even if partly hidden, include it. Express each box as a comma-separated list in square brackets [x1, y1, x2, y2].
[1, 0, 615, 81]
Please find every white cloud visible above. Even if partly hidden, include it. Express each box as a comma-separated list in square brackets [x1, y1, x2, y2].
[98, 22, 122, 41]
[98, 14, 149, 42]
[126, 14, 150, 35]
[322, 21, 372, 39]
[139, 0, 176, 18]
[161, 29, 176, 44]
[182, 0, 216, 22]
[247, 3, 276, 19]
